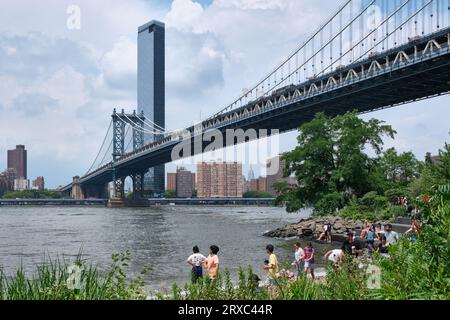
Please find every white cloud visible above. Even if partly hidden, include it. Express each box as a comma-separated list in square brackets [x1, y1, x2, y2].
[0, 0, 449, 187]
[214, 0, 287, 10]
[99, 36, 137, 93]
[166, 0, 204, 32]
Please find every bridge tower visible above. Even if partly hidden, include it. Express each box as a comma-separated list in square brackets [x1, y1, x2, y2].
[109, 109, 148, 207]
[130, 110, 146, 202]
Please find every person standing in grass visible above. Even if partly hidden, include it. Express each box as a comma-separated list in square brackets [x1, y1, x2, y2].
[186, 245, 206, 283]
[341, 232, 363, 258]
[203, 245, 220, 280]
[263, 244, 279, 287]
[292, 242, 305, 277]
[303, 242, 315, 280]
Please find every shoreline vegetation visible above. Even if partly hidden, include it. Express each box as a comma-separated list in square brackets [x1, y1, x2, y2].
[0, 112, 448, 300]
[0, 184, 448, 300]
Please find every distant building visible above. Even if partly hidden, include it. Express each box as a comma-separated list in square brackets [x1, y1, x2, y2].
[1, 168, 16, 193]
[14, 178, 29, 191]
[191, 172, 196, 191]
[138, 20, 165, 195]
[32, 176, 45, 191]
[0, 173, 7, 196]
[167, 172, 176, 191]
[258, 177, 267, 192]
[176, 168, 194, 198]
[248, 177, 268, 193]
[247, 166, 255, 181]
[8, 145, 27, 179]
[197, 161, 243, 198]
[250, 179, 258, 192]
[167, 168, 195, 198]
[266, 156, 297, 196]
[430, 155, 440, 164]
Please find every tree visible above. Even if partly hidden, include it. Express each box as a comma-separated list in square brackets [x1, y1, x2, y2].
[163, 190, 177, 198]
[376, 148, 421, 188]
[277, 111, 396, 213]
[410, 136, 450, 196]
[435, 141, 450, 181]
[243, 191, 274, 198]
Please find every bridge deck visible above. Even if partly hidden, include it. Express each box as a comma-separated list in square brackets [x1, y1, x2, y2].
[61, 28, 450, 192]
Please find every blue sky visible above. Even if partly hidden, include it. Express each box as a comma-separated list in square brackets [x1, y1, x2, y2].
[0, 0, 449, 188]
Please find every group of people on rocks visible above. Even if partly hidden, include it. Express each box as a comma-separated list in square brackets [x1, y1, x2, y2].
[184, 219, 422, 288]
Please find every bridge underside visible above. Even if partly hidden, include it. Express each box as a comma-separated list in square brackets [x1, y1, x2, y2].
[68, 30, 450, 202]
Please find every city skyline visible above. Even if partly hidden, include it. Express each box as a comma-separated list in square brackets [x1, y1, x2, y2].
[1, 144, 46, 194]
[0, 0, 449, 188]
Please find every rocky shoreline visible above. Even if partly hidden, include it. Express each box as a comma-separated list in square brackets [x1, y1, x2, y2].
[263, 215, 388, 242]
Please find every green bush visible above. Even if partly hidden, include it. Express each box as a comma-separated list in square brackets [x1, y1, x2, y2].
[243, 191, 274, 198]
[359, 192, 388, 210]
[384, 205, 406, 219]
[370, 184, 450, 299]
[384, 188, 407, 204]
[314, 192, 345, 216]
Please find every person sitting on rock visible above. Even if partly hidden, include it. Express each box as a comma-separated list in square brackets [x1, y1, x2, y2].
[317, 224, 330, 242]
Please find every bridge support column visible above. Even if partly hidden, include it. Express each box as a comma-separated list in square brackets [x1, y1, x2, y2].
[132, 172, 144, 200]
[71, 176, 84, 199]
[108, 166, 125, 207]
[126, 171, 148, 207]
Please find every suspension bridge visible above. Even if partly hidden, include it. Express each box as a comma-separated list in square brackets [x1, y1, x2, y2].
[60, 0, 450, 205]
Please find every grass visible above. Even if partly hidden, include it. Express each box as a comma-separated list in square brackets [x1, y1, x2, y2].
[0, 250, 150, 300]
[1, 185, 448, 300]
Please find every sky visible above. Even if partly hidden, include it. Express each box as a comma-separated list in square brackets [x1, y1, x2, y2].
[0, 0, 449, 188]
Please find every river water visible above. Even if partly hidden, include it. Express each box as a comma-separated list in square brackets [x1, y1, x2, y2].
[0, 205, 321, 291]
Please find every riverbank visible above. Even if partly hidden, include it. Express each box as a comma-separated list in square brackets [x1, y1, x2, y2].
[263, 215, 411, 241]
[0, 198, 275, 207]
[0, 199, 107, 206]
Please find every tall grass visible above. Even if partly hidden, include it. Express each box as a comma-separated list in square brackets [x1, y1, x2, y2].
[158, 184, 450, 301]
[0, 250, 149, 300]
[1, 185, 448, 300]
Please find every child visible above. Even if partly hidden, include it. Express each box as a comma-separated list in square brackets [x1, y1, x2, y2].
[292, 242, 304, 277]
[203, 245, 220, 280]
[186, 245, 206, 283]
[263, 244, 279, 287]
[303, 242, 315, 280]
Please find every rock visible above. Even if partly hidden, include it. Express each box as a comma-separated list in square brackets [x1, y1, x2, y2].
[334, 221, 344, 230]
[302, 228, 313, 237]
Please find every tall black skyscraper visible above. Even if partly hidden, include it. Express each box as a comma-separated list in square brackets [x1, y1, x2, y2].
[138, 20, 165, 195]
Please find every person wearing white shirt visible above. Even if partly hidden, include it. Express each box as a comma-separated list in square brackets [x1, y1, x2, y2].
[383, 224, 399, 246]
[186, 245, 206, 283]
[292, 242, 305, 276]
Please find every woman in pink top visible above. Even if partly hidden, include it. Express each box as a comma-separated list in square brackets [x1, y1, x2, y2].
[203, 245, 220, 280]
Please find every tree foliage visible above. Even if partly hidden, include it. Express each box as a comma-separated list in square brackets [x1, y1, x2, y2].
[277, 111, 396, 213]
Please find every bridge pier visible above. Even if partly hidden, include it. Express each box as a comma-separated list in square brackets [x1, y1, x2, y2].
[71, 176, 84, 199]
[108, 176, 126, 208]
[127, 171, 149, 207]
